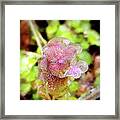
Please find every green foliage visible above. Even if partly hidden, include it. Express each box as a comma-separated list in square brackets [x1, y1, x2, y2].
[36, 47, 41, 54]
[94, 75, 100, 87]
[46, 20, 60, 39]
[67, 96, 77, 100]
[81, 40, 89, 49]
[20, 83, 31, 96]
[76, 20, 91, 33]
[26, 66, 39, 82]
[20, 51, 41, 80]
[57, 92, 77, 100]
[67, 20, 91, 33]
[69, 81, 79, 93]
[67, 20, 81, 29]
[88, 30, 100, 46]
[32, 93, 42, 100]
[78, 50, 92, 65]
[55, 25, 76, 43]
[46, 20, 99, 46]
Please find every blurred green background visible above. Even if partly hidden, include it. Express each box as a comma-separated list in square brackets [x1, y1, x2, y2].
[20, 20, 100, 100]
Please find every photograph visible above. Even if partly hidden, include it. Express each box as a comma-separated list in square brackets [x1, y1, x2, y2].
[20, 20, 100, 100]
[2, 1, 118, 118]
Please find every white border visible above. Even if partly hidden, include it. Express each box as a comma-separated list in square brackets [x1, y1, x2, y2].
[5, 5, 115, 115]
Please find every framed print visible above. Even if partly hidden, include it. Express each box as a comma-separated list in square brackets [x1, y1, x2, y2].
[0, 0, 120, 119]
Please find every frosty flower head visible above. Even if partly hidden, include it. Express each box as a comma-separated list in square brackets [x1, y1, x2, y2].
[39, 37, 88, 79]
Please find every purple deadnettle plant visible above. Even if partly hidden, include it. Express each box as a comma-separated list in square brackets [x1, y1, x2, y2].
[37, 37, 88, 99]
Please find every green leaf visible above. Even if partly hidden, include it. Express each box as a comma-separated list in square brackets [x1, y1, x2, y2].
[67, 20, 80, 29]
[20, 51, 41, 79]
[55, 25, 77, 43]
[75, 20, 91, 33]
[69, 81, 79, 93]
[57, 92, 77, 100]
[94, 75, 100, 87]
[32, 93, 42, 100]
[81, 40, 89, 49]
[80, 21, 91, 31]
[67, 96, 77, 100]
[36, 47, 41, 54]
[78, 51, 92, 65]
[55, 25, 70, 36]
[46, 20, 60, 39]
[20, 83, 31, 96]
[26, 66, 39, 82]
[88, 30, 100, 46]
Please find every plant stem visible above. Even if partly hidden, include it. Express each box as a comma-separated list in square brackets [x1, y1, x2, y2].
[28, 20, 44, 56]
[29, 20, 47, 45]
[36, 30, 47, 45]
